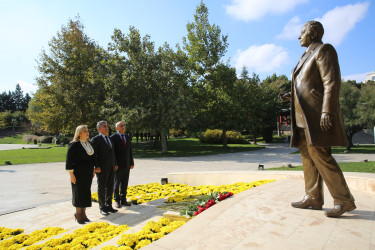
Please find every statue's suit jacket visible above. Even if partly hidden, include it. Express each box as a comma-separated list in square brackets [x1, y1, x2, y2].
[290, 42, 348, 148]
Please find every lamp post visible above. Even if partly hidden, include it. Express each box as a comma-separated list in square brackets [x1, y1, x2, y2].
[11, 118, 16, 132]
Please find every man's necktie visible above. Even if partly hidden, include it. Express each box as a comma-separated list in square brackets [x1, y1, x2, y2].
[121, 134, 127, 147]
[105, 136, 111, 148]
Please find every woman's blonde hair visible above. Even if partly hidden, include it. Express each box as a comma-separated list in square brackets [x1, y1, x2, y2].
[72, 125, 88, 142]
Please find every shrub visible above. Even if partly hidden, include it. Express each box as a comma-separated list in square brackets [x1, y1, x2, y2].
[38, 136, 53, 143]
[23, 134, 39, 143]
[169, 128, 187, 138]
[56, 135, 72, 145]
[199, 129, 247, 144]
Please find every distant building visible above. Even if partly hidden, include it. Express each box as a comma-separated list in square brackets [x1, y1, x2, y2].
[364, 71, 375, 82]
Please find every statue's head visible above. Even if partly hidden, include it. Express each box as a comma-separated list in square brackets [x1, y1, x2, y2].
[299, 21, 324, 47]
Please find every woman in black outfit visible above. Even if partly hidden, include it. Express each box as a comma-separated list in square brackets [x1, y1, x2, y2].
[66, 125, 95, 224]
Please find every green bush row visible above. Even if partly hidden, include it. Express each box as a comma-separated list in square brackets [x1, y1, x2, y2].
[199, 129, 247, 144]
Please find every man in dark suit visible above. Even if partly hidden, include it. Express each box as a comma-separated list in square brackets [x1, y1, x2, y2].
[279, 21, 355, 217]
[91, 121, 118, 215]
[111, 121, 134, 208]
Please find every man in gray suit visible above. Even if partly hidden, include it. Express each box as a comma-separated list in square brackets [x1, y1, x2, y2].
[92, 121, 118, 215]
[280, 21, 355, 217]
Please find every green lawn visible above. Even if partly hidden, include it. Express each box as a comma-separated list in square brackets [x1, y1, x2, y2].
[0, 133, 28, 144]
[291, 145, 375, 154]
[266, 161, 375, 173]
[0, 138, 263, 165]
[132, 138, 263, 158]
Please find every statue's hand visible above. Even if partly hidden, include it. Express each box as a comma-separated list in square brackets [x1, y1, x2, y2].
[320, 112, 334, 132]
[278, 92, 291, 102]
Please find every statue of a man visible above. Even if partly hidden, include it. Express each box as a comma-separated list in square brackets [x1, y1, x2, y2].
[279, 20, 355, 217]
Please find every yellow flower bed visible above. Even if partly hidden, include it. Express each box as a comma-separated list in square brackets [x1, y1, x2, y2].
[0, 227, 24, 240]
[23, 222, 129, 250]
[115, 217, 185, 249]
[91, 180, 275, 204]
[0, 227, 66, 249]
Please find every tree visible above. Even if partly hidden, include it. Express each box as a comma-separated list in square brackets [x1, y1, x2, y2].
[183, 1, 234, 147]
[339, 80, 363, 150]
[0, 84, 30, 112]
[358, 81, 375, 133]
[28, 18, 107, 133]
[183, 1, 228, 76]
[203, 63, 238, 147]
[259, 74, 289, 142]
[232, 68, 262, 143]
[108, 27, 192, 153]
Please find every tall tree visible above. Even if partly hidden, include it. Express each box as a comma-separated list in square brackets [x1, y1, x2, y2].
[183, 1, 228, 76]
[28, 18, 107, 133]
[183, 1, 235, 146]
[0, 84, 30, 112]
[339, 80, 362, 149]
[109, 27, 191, 153]
[232, 68, 263, 143]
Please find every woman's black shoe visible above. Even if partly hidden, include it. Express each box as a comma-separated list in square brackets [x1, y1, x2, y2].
[74, 213, 86, 224]
[83, 218, 91, 222]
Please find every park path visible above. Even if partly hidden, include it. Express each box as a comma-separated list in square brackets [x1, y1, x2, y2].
[1, 142, 375, 215]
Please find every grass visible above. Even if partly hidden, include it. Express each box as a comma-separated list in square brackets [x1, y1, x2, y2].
[0, 145, 68, 165]
[132, 138, 263, 158]
[291, 145, 375, 154]
[0, 137, 263, 165]
[266, 161, 375, 173]
[0, 133, 28, 144]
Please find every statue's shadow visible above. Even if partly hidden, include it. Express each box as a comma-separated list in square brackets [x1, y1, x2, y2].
[322, 209, 374, 221]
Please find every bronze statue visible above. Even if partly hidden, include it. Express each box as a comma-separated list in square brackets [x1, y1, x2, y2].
[279, 21, 355, 217]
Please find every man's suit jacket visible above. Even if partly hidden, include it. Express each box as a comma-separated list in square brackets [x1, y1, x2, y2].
[91, 134, 116, 172]
[290, 42, 348, 148]
[110, 133, 134, 172]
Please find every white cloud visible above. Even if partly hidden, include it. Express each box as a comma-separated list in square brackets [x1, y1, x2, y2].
[234, 44, 289, 73]
[317, 2, 370, 46]
[342, 72, 369, 83]
[277, 16, 303, 40]
[18, 80, 37, 94]
[225, 0, 308, 21]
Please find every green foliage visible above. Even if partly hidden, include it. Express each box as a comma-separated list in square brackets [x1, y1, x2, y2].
[28, 17, 107, 134]
[199, 129, 247, 144]
[183, 1, 228, 75]
[169, 129, 187, 138]
[109, 26, 192, 153]
[0, 84, 31, 112]
[267, 161, 375, 173]
[0, 110, 29, 129]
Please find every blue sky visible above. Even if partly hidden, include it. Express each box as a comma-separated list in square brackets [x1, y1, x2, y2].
[0, 0, 373, 94]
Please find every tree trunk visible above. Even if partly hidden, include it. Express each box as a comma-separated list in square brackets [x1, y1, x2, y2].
[346, 129, 355, 150]
[222, 129, 228, 148]
[153, 131, 160, 149]
[160, 130, 168, 154]
[252, 125, 257, 144]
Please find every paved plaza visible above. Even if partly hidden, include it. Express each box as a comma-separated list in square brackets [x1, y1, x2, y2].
[1, 142, 375, 249]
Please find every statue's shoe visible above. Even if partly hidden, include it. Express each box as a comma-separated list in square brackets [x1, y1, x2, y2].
[325, 202, 356, 218]
[291, 195, 323, 210]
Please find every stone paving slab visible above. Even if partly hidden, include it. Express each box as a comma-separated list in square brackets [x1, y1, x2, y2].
[144, 179, 375, 250]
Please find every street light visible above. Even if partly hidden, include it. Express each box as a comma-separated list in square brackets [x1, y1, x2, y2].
[11, 118, 16, 132]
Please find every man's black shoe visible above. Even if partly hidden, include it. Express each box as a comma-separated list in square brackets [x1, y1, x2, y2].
[115, 202, 121, 208]
[107, 207, 118, 213]
[121, 200, 131, 206]
[100, 209, 109, 216]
